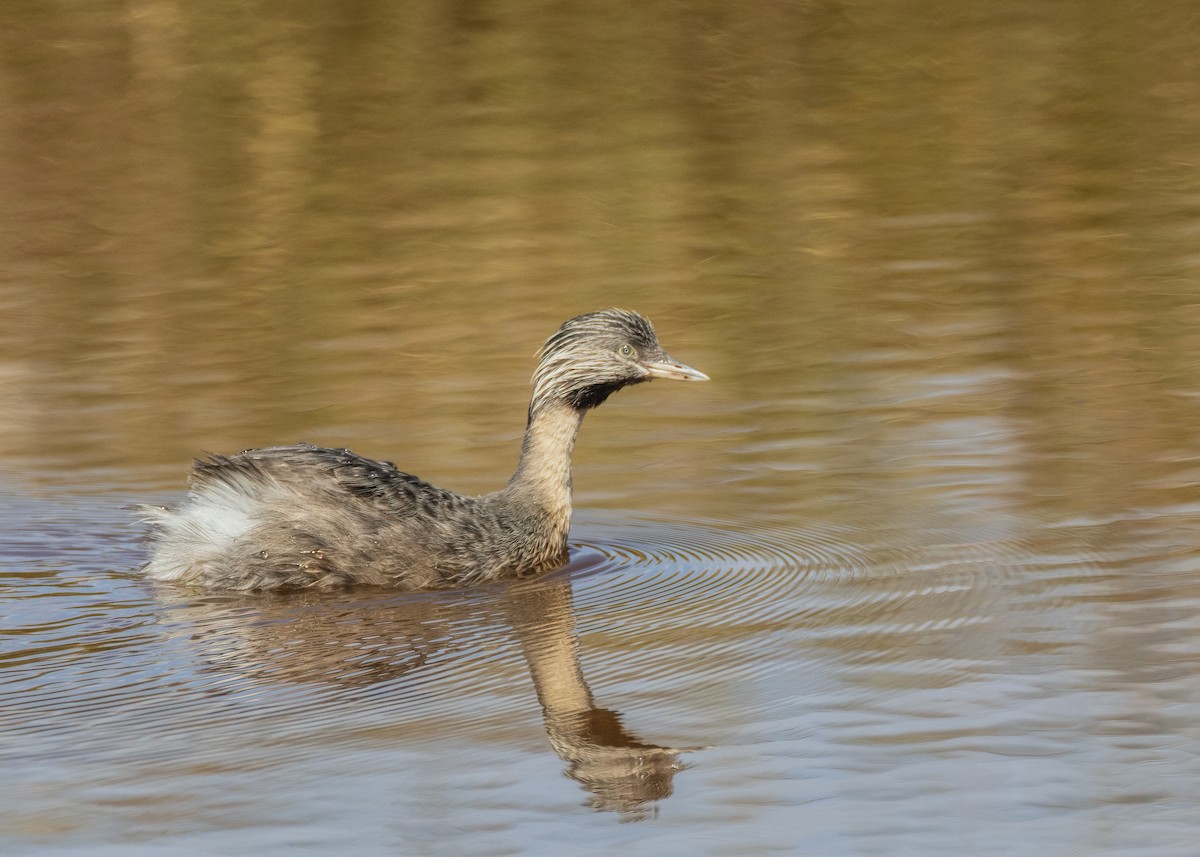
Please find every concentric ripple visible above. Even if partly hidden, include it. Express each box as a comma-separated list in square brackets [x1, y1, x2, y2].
[562, 510, 1114, 687]
[567, 509, 1106, 623]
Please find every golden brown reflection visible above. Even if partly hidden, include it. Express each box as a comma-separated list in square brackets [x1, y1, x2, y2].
[0, 0, 1198, 535]
[158, 577, 690, 819]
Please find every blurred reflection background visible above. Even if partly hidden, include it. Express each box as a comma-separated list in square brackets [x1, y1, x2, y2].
[2, 0, 1197, 531]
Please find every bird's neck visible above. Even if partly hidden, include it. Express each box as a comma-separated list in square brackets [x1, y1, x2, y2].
[506, 401, 586, 525]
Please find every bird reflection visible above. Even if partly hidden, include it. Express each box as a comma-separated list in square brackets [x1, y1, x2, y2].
[503, 579, 689, 817]
[155, 575, 690, 818]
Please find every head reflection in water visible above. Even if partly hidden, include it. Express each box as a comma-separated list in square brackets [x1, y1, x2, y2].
[545, 707, 685, 817]
[155, 576, 693, 819]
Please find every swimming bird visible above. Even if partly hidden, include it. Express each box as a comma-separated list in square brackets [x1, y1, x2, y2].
[138, 309, 708, 591]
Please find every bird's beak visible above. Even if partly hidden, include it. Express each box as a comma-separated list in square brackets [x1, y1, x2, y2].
[642, 357, 710, 382]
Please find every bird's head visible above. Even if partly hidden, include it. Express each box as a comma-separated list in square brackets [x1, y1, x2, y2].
[530, 309, 708, 416]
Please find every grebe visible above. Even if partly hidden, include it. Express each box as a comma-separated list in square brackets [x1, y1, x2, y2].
[138, 309, 707, 591]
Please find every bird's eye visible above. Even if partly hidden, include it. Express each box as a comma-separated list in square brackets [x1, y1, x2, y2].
[618, 344, 636, 358]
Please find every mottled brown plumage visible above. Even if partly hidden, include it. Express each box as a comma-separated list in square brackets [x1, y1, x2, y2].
[138, 309, 707, 591]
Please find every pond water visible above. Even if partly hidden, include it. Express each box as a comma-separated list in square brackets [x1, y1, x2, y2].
[4, 1, 1200, 854]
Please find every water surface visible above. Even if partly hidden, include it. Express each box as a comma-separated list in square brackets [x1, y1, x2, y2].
[4, 1, 1200, 854]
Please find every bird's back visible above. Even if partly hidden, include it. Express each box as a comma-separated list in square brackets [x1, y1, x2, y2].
[139, 444, 544, 591]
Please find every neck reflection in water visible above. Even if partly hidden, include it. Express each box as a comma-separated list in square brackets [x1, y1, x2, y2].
[154, 576, 691, 819]
[503, 579, 690, 817]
